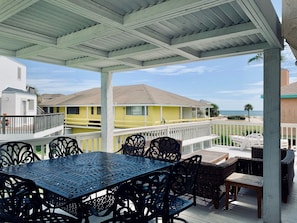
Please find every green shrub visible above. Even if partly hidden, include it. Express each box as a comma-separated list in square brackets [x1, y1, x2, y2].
[227, 115, 245, 120]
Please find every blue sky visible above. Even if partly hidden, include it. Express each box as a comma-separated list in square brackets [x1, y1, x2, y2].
[18, 0, 296, 111]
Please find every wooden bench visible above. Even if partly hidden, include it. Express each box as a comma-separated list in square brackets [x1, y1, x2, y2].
[182, 134, 219, 153]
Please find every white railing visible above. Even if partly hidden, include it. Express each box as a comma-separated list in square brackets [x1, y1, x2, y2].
[211, 120, 297, 149]
[0, 113, 64, 134]
[2, 120, 296, 160]
[3, 121, 212, 160]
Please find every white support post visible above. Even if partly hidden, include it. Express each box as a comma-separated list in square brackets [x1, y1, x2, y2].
[101, 72, 114, 153]
[263, 48, 281, 222]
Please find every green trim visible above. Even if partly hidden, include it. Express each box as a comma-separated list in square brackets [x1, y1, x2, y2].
[261, 94, 297, 99]
[281, 94, 297, 99]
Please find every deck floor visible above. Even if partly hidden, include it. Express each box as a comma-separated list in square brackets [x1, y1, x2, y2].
[88, 146, 297, 223]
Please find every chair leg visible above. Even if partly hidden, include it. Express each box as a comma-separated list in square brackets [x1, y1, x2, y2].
[173, 216, 188, 223]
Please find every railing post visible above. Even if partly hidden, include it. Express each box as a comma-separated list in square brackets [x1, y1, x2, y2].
[33, 116, 36, 133]
[1, 116, 5, 134]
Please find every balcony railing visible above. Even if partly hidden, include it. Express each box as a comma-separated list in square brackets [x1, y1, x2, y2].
[2, 119, 296, 160]
[212, 120, 297, 148]
[7, 121, 211, 159]
[0, 113, 64, 135]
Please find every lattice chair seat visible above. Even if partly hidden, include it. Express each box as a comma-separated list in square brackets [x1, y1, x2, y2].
[0, 172, 80, 223]
[144, 136, 181, 163]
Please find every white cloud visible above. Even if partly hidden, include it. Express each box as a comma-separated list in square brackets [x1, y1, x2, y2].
[141, 65, 215, 76]
[217, 87, 262, 96]
[290, 76, 297, 83]
[27, 78, 100, 95]
[249, 81, 263, 86]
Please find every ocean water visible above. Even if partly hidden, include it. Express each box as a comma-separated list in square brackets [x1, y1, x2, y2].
[220, 110, 263, 117]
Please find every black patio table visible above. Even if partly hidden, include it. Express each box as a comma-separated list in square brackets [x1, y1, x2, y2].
[0, 151, 172, 221]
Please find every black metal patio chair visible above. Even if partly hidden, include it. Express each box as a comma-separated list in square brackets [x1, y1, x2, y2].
[47, 136, 85, 216]
[0, 172, 80, 222]
[144, 136, 181, 163]
[116, 134, 146, 156]
[49, 136, 83, 159]
[103, 170, 170, 223]
[0, 141, 40, 168]
[49, 136, 116, 220]
[162, 154, 202, 223]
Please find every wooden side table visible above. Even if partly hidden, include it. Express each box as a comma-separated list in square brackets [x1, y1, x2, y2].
[225, 172, 263, 218]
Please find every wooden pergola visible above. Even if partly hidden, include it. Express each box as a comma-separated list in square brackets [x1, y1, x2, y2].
[0, 1, 289, 222]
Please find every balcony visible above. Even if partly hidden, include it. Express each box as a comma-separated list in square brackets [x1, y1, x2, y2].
[0, 113, 64, 140]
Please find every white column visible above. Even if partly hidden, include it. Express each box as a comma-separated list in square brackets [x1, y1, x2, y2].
[144, 106, 147, 126]
[101, 72, 114, 152]
[263, 48, 281, 222]
[160, 106, 163, 123]
[180, 107, 182, 120]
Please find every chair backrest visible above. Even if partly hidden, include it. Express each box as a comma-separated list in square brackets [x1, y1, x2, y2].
[0, 172, 43, 222]
[49, 136, 83, 159]
[112, 171, 169, 223]
[170, 155, 202, 203]
[145, 136, 181, 162]
[121, 134, 146, 156]
[0, 141, 40, 168]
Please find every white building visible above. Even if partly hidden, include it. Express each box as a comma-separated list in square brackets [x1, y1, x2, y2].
[0, 56, 37, 116]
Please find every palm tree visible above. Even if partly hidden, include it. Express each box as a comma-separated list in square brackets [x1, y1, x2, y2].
[248, 53, 263, 63]
[244, 104, 253, 122]
[248, 51, 285, 64]
[206, 103, 220, 117]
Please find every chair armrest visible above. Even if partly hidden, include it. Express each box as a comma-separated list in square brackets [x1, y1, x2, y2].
[281, 150, 295, 183]
[218, 157, 238, 179]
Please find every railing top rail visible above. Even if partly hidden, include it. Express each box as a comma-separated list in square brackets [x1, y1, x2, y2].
[211, 120, 263, 126]
[113, 120, 211, 136]
[0, 113, 63, 118]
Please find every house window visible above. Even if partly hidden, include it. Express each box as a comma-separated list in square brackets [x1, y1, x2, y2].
[97, 107, 101, 115]
[91, 107, 94, 115]
[17, 67, 22, 80]
[67, 107, 79, 114]
[43, 107, 48, 113]
[56, 107, 60, 113]
[28, 99, 34, 110]
[126, 106, 147, 116]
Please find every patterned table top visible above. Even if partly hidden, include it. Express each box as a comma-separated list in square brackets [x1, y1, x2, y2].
[1, 152, 172, 199]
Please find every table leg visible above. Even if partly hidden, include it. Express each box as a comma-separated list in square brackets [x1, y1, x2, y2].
[234, 186, 237, 200]
[225, 182, 230, 210]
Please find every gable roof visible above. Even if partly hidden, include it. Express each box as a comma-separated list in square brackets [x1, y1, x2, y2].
[40, 84, 210, 107]
[281, 82, 297, 98]
[2, 87, 33, 95]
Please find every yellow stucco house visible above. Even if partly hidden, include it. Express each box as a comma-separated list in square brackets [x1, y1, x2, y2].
[40, 84, 212, 133]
